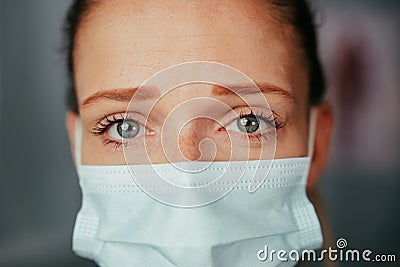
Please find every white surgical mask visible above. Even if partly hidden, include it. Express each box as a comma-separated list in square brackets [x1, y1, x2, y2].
[72, 111, 322, 267]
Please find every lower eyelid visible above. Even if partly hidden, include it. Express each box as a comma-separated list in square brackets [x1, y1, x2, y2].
[100, 131, 158, 150]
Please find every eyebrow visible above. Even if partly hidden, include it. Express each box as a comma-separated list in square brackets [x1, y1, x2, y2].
[211, 82, 295, 101]
[81, 82, 294, 108]
[81, 87, 160, 108]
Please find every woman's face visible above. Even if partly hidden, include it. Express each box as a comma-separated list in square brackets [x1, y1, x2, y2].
[71, 0, 311, 166]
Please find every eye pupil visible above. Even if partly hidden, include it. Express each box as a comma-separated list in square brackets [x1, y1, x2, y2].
[117, 120, 140, 138]
[237, 115, 259, 133]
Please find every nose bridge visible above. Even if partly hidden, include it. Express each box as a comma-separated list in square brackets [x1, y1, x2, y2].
[156, 85, 217, 162]
[178, 118, 205, 161]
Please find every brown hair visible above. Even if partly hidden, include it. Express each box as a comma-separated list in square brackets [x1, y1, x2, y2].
[64, 0, 326, 114]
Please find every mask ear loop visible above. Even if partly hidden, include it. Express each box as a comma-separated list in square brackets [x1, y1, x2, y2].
[75, 117, 82, 167]
[308, 108, 317, 158]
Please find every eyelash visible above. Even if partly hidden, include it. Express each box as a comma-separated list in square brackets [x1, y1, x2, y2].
[91, 114, 123, 135]
[90, 113, 144, 149]
[235, 109, 284, 142]
[90, 109, 285, 149]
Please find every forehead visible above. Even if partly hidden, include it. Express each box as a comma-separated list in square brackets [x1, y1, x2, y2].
[74, 0, 307, 103]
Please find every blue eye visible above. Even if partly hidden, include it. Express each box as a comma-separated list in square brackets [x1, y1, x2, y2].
[226, 114, 271, 133]
[108, 119, 144, 139]
[237, 114, 260, 133]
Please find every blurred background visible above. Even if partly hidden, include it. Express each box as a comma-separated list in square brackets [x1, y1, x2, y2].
[0, 0, 399, 266]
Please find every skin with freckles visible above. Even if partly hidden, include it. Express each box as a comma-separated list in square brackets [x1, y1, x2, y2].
[66, 0, 333, 189]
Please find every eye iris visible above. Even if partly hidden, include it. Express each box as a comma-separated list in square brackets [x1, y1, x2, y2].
[117, 120, 140, 138]
[237, 115, 259, 133]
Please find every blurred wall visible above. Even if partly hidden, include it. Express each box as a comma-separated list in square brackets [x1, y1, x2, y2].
[0, 1, 94, 266]
[313, 1, 400, 265]
[0, 1, 399, 266]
